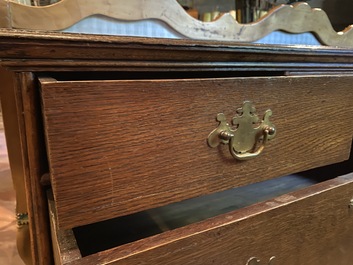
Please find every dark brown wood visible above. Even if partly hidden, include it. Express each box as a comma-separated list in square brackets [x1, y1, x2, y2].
[8, 60, 353, 73]
[1, 70, 53, 264]
[51, 172, 353, 265]
[1, 30, 353, 265]
[0, 67, 34, 264]
[18, 72, 53, 264]
[2, 29, 353, 72]
[48, 191, 81, 265]
[0, 68, 26, 221]
[69, 157, 352, 258]
[40, 75, 353, 229]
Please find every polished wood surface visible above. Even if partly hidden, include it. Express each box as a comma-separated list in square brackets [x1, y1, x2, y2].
[47, 192, 81, 265]
[49, 171, 353, 265]
[2, 29, 353, 73]
[0, 68, 52, 264]
[41, 75, 353, 229]
[18, 73, 52, 265]
[1, 30, 353, 265]
[0, 68, 32, 265]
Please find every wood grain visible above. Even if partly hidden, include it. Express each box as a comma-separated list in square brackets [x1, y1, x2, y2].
[71, 159, 352, 257]
[40, 75, 353, 229]
[48, 191, 81, 265]
[2, 1, 353, 48]
[1, 68, 53, 265]
[19, 73, 52, 264]
[0, 67, 34, 264]
[2, 29, 353, 72]
[52, 172, 353, 265]
[1, 29, 353, 265]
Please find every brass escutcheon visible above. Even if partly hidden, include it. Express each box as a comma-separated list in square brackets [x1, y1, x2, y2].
[246, 257, 276, 265]
[207, 101, 276, 160]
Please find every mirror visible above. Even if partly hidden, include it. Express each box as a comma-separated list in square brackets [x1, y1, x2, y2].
[178, 0, 353, 30]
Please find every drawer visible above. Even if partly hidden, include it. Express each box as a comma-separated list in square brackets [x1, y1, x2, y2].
[40, 75, 353, 229]
[48, 163, 353, 265]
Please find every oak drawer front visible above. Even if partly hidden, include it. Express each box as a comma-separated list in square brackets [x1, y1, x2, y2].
[40, 76, 353, 229]
[49, 172, 353, 265]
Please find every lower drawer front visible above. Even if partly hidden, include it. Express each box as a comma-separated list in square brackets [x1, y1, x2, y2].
[50, 172, 353, 265]
[40, 75, 353, 229]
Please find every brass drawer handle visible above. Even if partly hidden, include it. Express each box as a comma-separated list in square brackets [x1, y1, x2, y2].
[208, 101, 276, 160]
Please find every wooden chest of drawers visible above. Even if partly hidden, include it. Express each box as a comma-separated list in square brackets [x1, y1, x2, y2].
[0, 30, 353, 265]
[40, 75, 353, 230]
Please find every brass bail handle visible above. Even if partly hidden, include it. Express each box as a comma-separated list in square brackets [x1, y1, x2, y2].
[207, 101, 276, 161]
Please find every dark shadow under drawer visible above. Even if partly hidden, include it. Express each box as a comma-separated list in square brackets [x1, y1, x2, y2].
[48, 153, 353, 265]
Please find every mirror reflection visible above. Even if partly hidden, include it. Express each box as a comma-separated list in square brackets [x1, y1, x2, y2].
[177, 0, 353, 30]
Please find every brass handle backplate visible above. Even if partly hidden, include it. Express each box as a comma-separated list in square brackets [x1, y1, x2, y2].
[207, 101, 276, 160]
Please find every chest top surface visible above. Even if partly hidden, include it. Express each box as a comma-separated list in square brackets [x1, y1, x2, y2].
[1, 29, 353, 73]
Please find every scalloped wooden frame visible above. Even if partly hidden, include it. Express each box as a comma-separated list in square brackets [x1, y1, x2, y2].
[1, 0, 353, 48]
